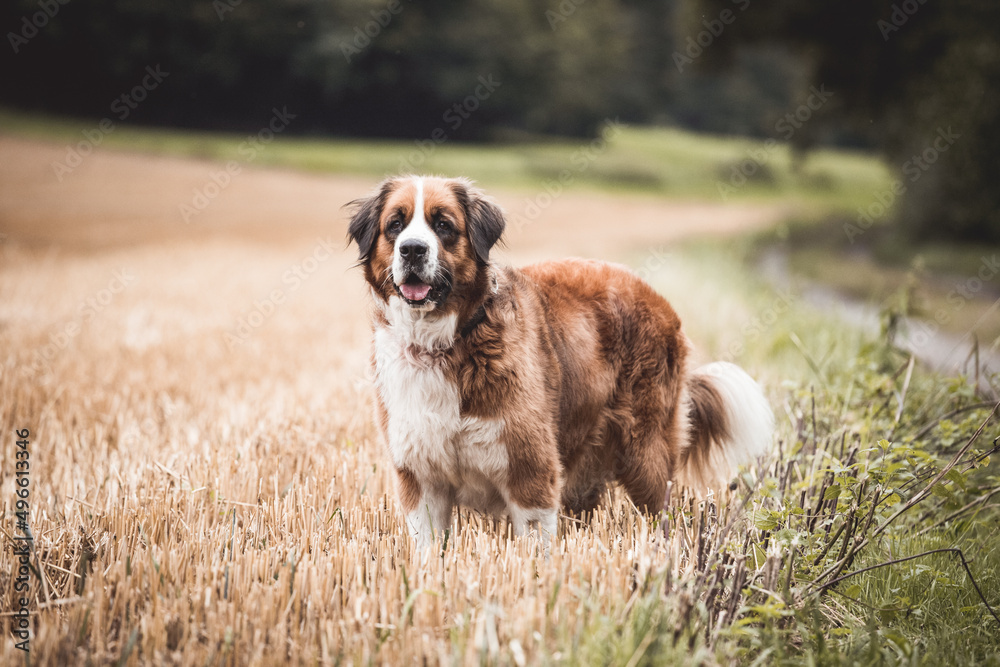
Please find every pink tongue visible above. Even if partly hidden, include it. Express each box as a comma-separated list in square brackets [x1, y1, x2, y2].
[400, 283, 431, 301]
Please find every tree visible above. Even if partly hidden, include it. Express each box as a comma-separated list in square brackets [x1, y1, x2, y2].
[694, 0, 1000, 243]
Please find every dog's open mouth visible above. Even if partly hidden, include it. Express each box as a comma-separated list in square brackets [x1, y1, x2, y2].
[398, 275, 433, 304]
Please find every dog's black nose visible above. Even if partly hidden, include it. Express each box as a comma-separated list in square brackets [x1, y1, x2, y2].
[399, 240, 428, 259]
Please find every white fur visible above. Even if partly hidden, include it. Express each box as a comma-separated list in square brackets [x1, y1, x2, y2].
[507, 504, 557, 541]
[682, 361, 774, 491]
[382, 295, 457, 350]
[374, 303, 514, 550]
[406, 489, 453, 552]
[391, 177, 440, 291]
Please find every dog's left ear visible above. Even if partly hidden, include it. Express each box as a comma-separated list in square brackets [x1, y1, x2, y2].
[346, 178, 395, 263]
[453, 179, 505, 265]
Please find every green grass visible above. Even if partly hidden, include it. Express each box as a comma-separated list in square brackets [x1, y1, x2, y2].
[0, 106, 889, 208]
[613, 244, 1000, 665]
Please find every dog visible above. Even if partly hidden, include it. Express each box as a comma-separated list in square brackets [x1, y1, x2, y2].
[347, 175, 774, 550]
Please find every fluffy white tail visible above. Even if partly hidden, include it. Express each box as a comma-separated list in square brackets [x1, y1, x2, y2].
[678, 361, 774, 492]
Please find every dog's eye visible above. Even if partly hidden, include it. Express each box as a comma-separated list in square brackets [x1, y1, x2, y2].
[434, 219, 452, 235]
[387, 219, 403, 234]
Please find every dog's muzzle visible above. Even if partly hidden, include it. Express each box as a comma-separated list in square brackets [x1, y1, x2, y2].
[395, 239, 435, 303]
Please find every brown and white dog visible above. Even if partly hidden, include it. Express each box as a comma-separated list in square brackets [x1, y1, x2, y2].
[348, 175, 773, 550]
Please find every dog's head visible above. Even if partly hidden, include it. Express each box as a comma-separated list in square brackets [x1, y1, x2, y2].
[347, 176, 505, 315]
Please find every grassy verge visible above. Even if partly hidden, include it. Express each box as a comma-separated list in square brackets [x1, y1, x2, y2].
[0, 106, 888, 208]
[602, 246, 1000, 665]
[752, 215, 1000, 345]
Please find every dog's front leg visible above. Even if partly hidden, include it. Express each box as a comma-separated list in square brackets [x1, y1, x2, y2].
[508, 505, 558, 543]
[501, 429, 561, 553]
[403, 480, 454, 552]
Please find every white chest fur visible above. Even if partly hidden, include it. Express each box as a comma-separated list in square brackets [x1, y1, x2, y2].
[373, 300, 507, 500]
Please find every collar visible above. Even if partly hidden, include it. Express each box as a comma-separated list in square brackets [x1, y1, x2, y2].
[459, 303, 488, 338]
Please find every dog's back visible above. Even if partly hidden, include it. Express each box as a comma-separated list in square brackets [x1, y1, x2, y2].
[518, 258, 772, 509]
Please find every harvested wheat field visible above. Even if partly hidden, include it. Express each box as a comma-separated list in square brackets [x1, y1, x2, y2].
[2, 135, 999, 665]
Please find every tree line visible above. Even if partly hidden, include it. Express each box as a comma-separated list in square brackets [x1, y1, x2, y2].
[2, 0, 996, 241]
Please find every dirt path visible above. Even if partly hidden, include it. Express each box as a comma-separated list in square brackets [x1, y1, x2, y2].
[0, 135, 785, 260]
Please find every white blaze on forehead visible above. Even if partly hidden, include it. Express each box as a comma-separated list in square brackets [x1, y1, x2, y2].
[392, 177, 440, 286]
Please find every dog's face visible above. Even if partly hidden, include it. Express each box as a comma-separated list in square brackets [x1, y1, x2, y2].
[348, 176, 505, 314]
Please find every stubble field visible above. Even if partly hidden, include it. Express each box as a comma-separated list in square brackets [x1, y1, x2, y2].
[2, 134, 998, 665]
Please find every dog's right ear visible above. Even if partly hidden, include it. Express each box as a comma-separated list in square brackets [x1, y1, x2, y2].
[346, 179, 395, 263]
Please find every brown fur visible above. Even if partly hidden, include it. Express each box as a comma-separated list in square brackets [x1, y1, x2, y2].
[680, 375, 732, 480]
[395, 467, 422, 513]
[353, 177, 494, 330]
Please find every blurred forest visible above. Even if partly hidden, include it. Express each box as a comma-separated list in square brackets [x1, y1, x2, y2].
[2, 0, 997, 242]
